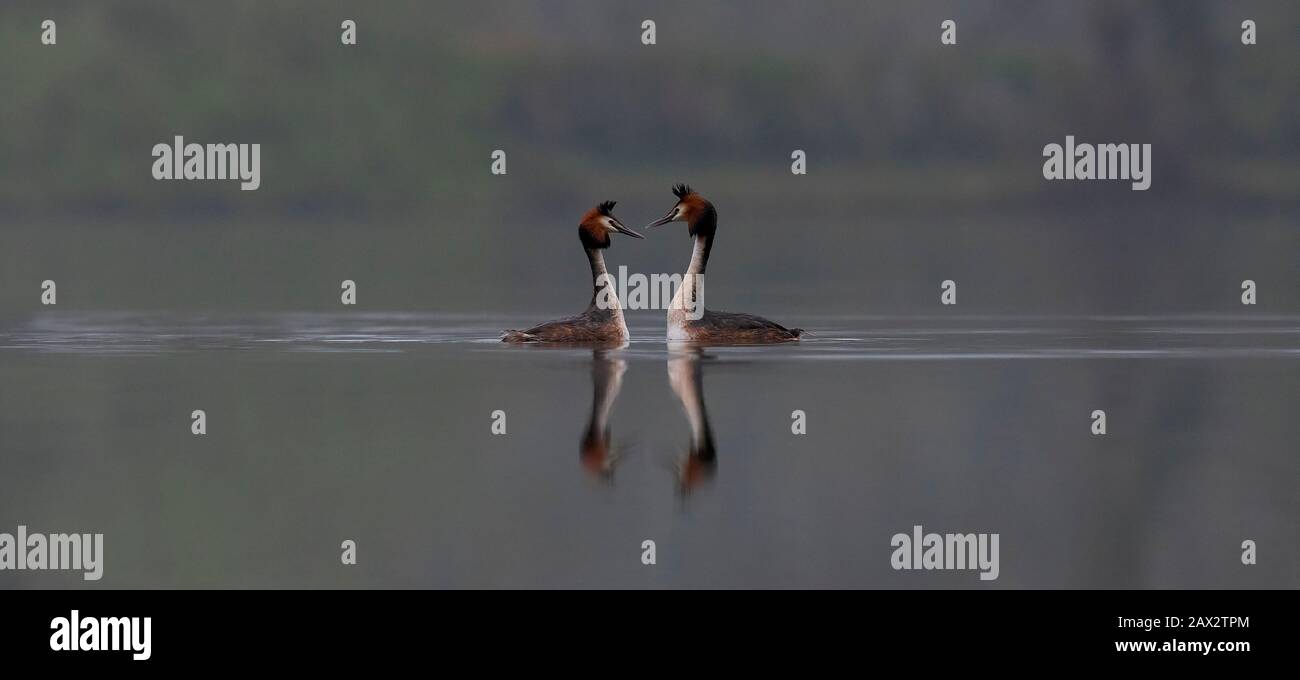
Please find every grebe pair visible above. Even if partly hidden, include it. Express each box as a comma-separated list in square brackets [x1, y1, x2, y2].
[503, 185, 803, 344]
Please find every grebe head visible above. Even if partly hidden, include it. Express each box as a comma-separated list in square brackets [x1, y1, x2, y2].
[579, 200, 644, 249]
[645, 183, 716, 237]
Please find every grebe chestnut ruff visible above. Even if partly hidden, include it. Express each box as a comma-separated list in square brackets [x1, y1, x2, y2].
[645, 184, 804, 343]
[502, 201, 644, 344]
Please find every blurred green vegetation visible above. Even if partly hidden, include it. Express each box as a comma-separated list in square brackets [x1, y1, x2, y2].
[1, 1, 1296, 218]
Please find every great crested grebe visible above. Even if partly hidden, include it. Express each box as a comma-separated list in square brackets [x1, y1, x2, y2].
[645, 184, 803, 343]
[502, 201, 644, 343]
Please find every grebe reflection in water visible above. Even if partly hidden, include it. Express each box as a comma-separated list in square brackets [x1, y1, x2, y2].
[580, 351, 633, 482]
[666, 346, 718, 495]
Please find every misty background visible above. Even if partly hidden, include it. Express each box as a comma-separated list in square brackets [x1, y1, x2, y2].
[0, 0, 1296, 316]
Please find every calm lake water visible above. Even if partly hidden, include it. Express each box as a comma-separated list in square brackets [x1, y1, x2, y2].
[1, 311, 1296, 588]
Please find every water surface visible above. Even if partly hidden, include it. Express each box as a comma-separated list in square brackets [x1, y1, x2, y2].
[0, 312, 1296, 588]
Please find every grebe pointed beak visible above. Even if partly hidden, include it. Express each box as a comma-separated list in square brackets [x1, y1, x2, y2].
[609, 218, 645, 239]
[646, 209, 676, 229]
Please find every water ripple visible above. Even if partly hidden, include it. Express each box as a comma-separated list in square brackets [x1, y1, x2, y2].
[1, 311, 1298, 360]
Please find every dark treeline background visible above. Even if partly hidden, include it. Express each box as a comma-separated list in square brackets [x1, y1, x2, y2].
[2, 1, 1296, 215]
